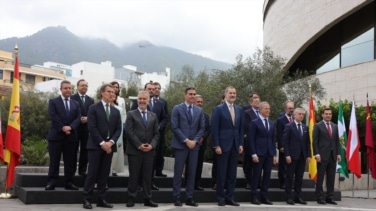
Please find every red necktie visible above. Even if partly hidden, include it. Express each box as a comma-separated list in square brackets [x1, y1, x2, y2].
[289, 117, 293, 123]
[326, 122, 332, 138]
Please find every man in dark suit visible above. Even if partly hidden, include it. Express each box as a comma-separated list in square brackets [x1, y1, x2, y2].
[313, 108, 341, 205]
[131, 82, 166, 190]
[249, 101, 277, 205]
[71, 79, 94, 176]
[282, 108, 311, 205]
[171, 87, 205, 207]
[45, 80, 81, 191]
[276, 100, 295, 189]
[153, 82, 169, 177]
[212, 86, 244, 207]
[82, 84, 122, 209]
[185, 94, 211, 191]
[243, 93, 260, 189]
[125, 91, 160, 208]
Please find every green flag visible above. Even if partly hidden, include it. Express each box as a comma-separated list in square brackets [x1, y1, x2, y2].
[337, 101, 349, 178]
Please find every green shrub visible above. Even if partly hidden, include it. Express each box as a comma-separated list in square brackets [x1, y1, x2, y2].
[22, 136, 49, 166]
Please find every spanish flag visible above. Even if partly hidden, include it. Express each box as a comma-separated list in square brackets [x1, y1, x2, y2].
[308, 95, 317, 182]
[4, 47, 21, 189]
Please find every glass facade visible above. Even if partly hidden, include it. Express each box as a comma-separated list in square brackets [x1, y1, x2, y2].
[289, 2, 376, 75]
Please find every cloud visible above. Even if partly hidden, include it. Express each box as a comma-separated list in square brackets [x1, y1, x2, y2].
[0, 0, 264, 63]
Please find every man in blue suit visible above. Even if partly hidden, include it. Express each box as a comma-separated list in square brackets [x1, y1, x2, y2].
[45, 80, 81, 191]
[276, 100, 295, 189]
[171, 87, 205, 207]
[249, 101, 277, 205]
[282, 108, 311, 205]
[71, 79, 94, 176]
[212, 86, 244, 206]
[82, 84, 122, 209]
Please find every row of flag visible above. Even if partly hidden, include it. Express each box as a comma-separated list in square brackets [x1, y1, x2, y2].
[0, 49, 21, 189]
[308, 95, 376, 181]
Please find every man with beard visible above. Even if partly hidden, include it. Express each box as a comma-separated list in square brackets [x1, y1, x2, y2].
[211, 86, 244, 206]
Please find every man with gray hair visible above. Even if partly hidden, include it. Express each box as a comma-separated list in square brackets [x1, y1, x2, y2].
[282, 108, 311, 205]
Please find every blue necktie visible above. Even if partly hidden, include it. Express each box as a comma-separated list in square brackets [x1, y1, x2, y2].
[142, 111, 147, 126]
[64, 98, 70, 117]
[298, 123, 303, 137]
[264, 118, 268, 131]
[188, 105, 192, 123]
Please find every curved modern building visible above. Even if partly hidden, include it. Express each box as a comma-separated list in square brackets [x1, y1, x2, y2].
[263, 0, 375, 104]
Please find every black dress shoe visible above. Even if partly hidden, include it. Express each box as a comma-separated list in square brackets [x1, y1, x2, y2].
[261, 198, 273, 205]
[218, 201, 225, 206]
[126, 197, 134, 207]
[112, 173, 118, 176]
[286, 199, 295, 205]
[317, 199, 326, 204]
[326, 199, 338, 205]
[45, 184, 55, 190]
[251, 199, 260, 205]
[185, 198, 198, 207]
[152, 184, 159, 190]
[65, 184, 79, 190]
[155, 172, 167, 177]
[225, 200, 240, 206]
[144, 199, 158, 207]
[174, 199, 182, 206]
[97, 200, 113, 208]
[83, 200, 92, 209]
[195, 186, 204, 191]
[295, 198, 307, 204]
[245, 183, 251, 189]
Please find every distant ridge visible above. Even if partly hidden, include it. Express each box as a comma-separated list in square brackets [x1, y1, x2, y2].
[0, 26, 232, 78]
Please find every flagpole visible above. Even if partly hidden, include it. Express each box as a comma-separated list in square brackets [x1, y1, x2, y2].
[367, 93, 369, 199]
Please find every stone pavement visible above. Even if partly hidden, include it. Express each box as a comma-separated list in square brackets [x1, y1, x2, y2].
[0, 189, 375, 211]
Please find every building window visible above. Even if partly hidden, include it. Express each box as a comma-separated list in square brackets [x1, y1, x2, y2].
[26, 74, 35, 84]
[0, 69, 3, 79]
[43, 77, 47, 81]
[80, 70, 83, 75]
[10, 72, 13, 83]
[341, 28, 374, 67]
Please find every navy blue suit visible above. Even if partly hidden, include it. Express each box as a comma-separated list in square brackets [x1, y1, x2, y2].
[171, 103, 205, 201]
[276, 114, 292, 186]
[249, 117, 276, 200]
[211, 103, 244, 202]
[83, 101, 122, 202]
[282, 121, 311, 200]
[46, 96, 81, 187]
[71, 93, 94, 175]
[243, 108, 259, 184]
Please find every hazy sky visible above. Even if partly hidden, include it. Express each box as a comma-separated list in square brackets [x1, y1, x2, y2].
[0, 0, 264, 63]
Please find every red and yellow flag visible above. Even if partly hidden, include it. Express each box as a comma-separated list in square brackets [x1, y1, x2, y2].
[4, 50, 21, 189]
[365, 97, 376, 179]
[308, 95, 317, 182]
[0, 110, 4, 163]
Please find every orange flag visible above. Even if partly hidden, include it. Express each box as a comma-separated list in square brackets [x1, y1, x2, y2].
[4, 49, 21, 189]
[308, 95, 317, 182]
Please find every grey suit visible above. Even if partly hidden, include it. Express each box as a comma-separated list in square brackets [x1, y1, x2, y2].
[313, 121, 340, 201]
[125, 109, 160, 199]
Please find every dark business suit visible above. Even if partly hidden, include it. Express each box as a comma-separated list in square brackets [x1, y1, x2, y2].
[125, 109, 160, 200]
[171, 103, 205, 201]
[282, 121, 311, 200]
[313, 121, 340, 201]
[185, 112, 211, 187]
[71, 93, 94, 175]
[211, 103, 244, 202]
[276, 114, 292, 187]
[249, 117, 276, 201]
[154, 97, 168, 174]
[243, 108, 259, 184]
[46, 96, 81, 187]
[83, 101, 122, 202]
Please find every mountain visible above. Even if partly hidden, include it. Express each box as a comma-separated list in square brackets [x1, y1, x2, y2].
[0, 26, 232, 78]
